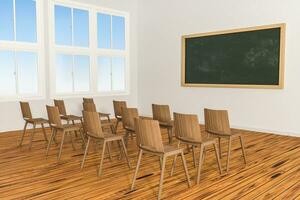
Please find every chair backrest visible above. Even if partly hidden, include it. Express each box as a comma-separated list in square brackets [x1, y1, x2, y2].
[204, 108, 231, 136]
[20, 102, 33, 119]
[173, 112, 202, 142]
[113, 100, 127, 118]
[152, 104, 172, 123]
[54, 99, 67, 115]
[83, 102, 97, 112]
[82, 111, 103, 138]
[122, 107, 139, 130]
[134, 118, 164, 153]
[83, 98, 94, 103]
[46, 105, 62, 127]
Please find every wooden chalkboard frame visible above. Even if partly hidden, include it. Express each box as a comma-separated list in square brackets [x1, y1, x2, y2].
[181, 23, 286, 89]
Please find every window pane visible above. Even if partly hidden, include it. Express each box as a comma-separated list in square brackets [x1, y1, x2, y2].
[112, 57, 125, 91]
[73, 9, 89, 47]
[0, 51, 16, 95]
[112, 16, 125, 50]
[74, 55, 90, 92]
[97, 13, 111, 49]
[0, 0, 14, 41]
[98, 57, 111, 91]
[17, 52, 38, 94]
[55, 5, 72, 46]
[56, 54, 73, 93]
[15, 0, 37, 42]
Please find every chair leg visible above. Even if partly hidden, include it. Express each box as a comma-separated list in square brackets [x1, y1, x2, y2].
[218, 137, 222, 158]
[239, 136, 247, 164]
[98, 140, 107, 176]
[170, 141, 181, 176]
[115, 119, 120, 133]
[107, 116, 115, 134]
[79, 129, 86, 147]
[180, 152, 191, 187]
[41, 123, 48, 144]
[131, 149, 143, 190]
[29, 123, 36, 150]
[213, 143, 223, 175]
[120, 138, 131, 169]
[125, 131, 130, 146]
[192, 145, 196, 168]
[19, 122, 28, 147]
[72, 120, 78, 138]
[159, 156, 163, 170]
[81, 136, 91, 169]
[202, 146, 206, 165]
[226, 136, 232, 173]
[196, 145, 204, 184]
[158, 155, 166, 200]
[167, 128, 173, 144]
[46, 128, 55, 158]
[70, 132, 76, 150]
[107, 142, 113, 161]
[58, 131, 66, 161]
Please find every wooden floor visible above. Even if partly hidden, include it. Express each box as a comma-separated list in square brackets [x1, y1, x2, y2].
[0, 124, 300, 200]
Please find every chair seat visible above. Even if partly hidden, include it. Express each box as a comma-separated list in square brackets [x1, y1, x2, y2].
[159, 121, 173, 128]
[54, 124, 82, 132]
[26, 118, 48, 124]
[61, 115, 82, 121]
[99, 112, 110, 117]
[178, 136, 216, 145]
[124, 126, 134, 132]
[87, 132, 123, 141]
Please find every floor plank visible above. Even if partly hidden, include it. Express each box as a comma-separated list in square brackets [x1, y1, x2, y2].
[0, 125, 299, 199]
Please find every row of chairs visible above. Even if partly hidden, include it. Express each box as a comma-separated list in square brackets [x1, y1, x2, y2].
[18, 99, 247, 200]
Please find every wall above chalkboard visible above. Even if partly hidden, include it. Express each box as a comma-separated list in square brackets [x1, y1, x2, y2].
[181, 23, 286, 89]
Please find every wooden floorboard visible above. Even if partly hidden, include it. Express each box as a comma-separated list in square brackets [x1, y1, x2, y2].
[0, 125, 299, 199]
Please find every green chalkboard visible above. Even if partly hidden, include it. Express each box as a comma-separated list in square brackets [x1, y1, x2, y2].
[182, 24, 285, 89]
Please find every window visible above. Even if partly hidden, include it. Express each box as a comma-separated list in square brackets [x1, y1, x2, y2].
[97, 12, 127, 93]
[56, 54, 90, 94]
[52, 3, 91, 95]
[50, 1, 129, 97]
[0, 0, 43, 100]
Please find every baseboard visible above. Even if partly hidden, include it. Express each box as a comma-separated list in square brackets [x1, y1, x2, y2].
[230, 124, 300, 138]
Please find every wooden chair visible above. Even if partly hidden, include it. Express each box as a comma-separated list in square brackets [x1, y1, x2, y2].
[82, 102, 115, 134]
[83, 98, 114, 133]
[121, 107, 138, 146]
[19, 102, 48, 149]
[131, 118, 191, 200]
[46, 105, 85, 161]
[171, 112, 222, 184]
[81, 111, 131, 176]
[152, 104, 174, 144]
[113, 100, 127, 131]
[54, 99, 83, 125]
[204, 108, 247, 173]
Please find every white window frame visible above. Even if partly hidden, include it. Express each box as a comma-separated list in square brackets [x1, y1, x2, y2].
[0, 0, 45, 102]
[49, 0, 130, 98]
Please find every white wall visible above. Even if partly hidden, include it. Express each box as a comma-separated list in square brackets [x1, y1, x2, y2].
[0, 0, 139, 132]
[137, 0, 300, 136]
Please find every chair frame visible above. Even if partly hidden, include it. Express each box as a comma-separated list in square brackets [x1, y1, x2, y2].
[80, 111, 131, 176]
[152, 104, 174, 144]
[82, 100, 115, 134]
[171, 112, 223, 184]
[131, 118, 191, 200]
[19, 102, 48, 149]
[121, 107, 139, 146]
[113, 100, 127, 131]
[46, 105, 86, 161]
[204, 108, 247, 173]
